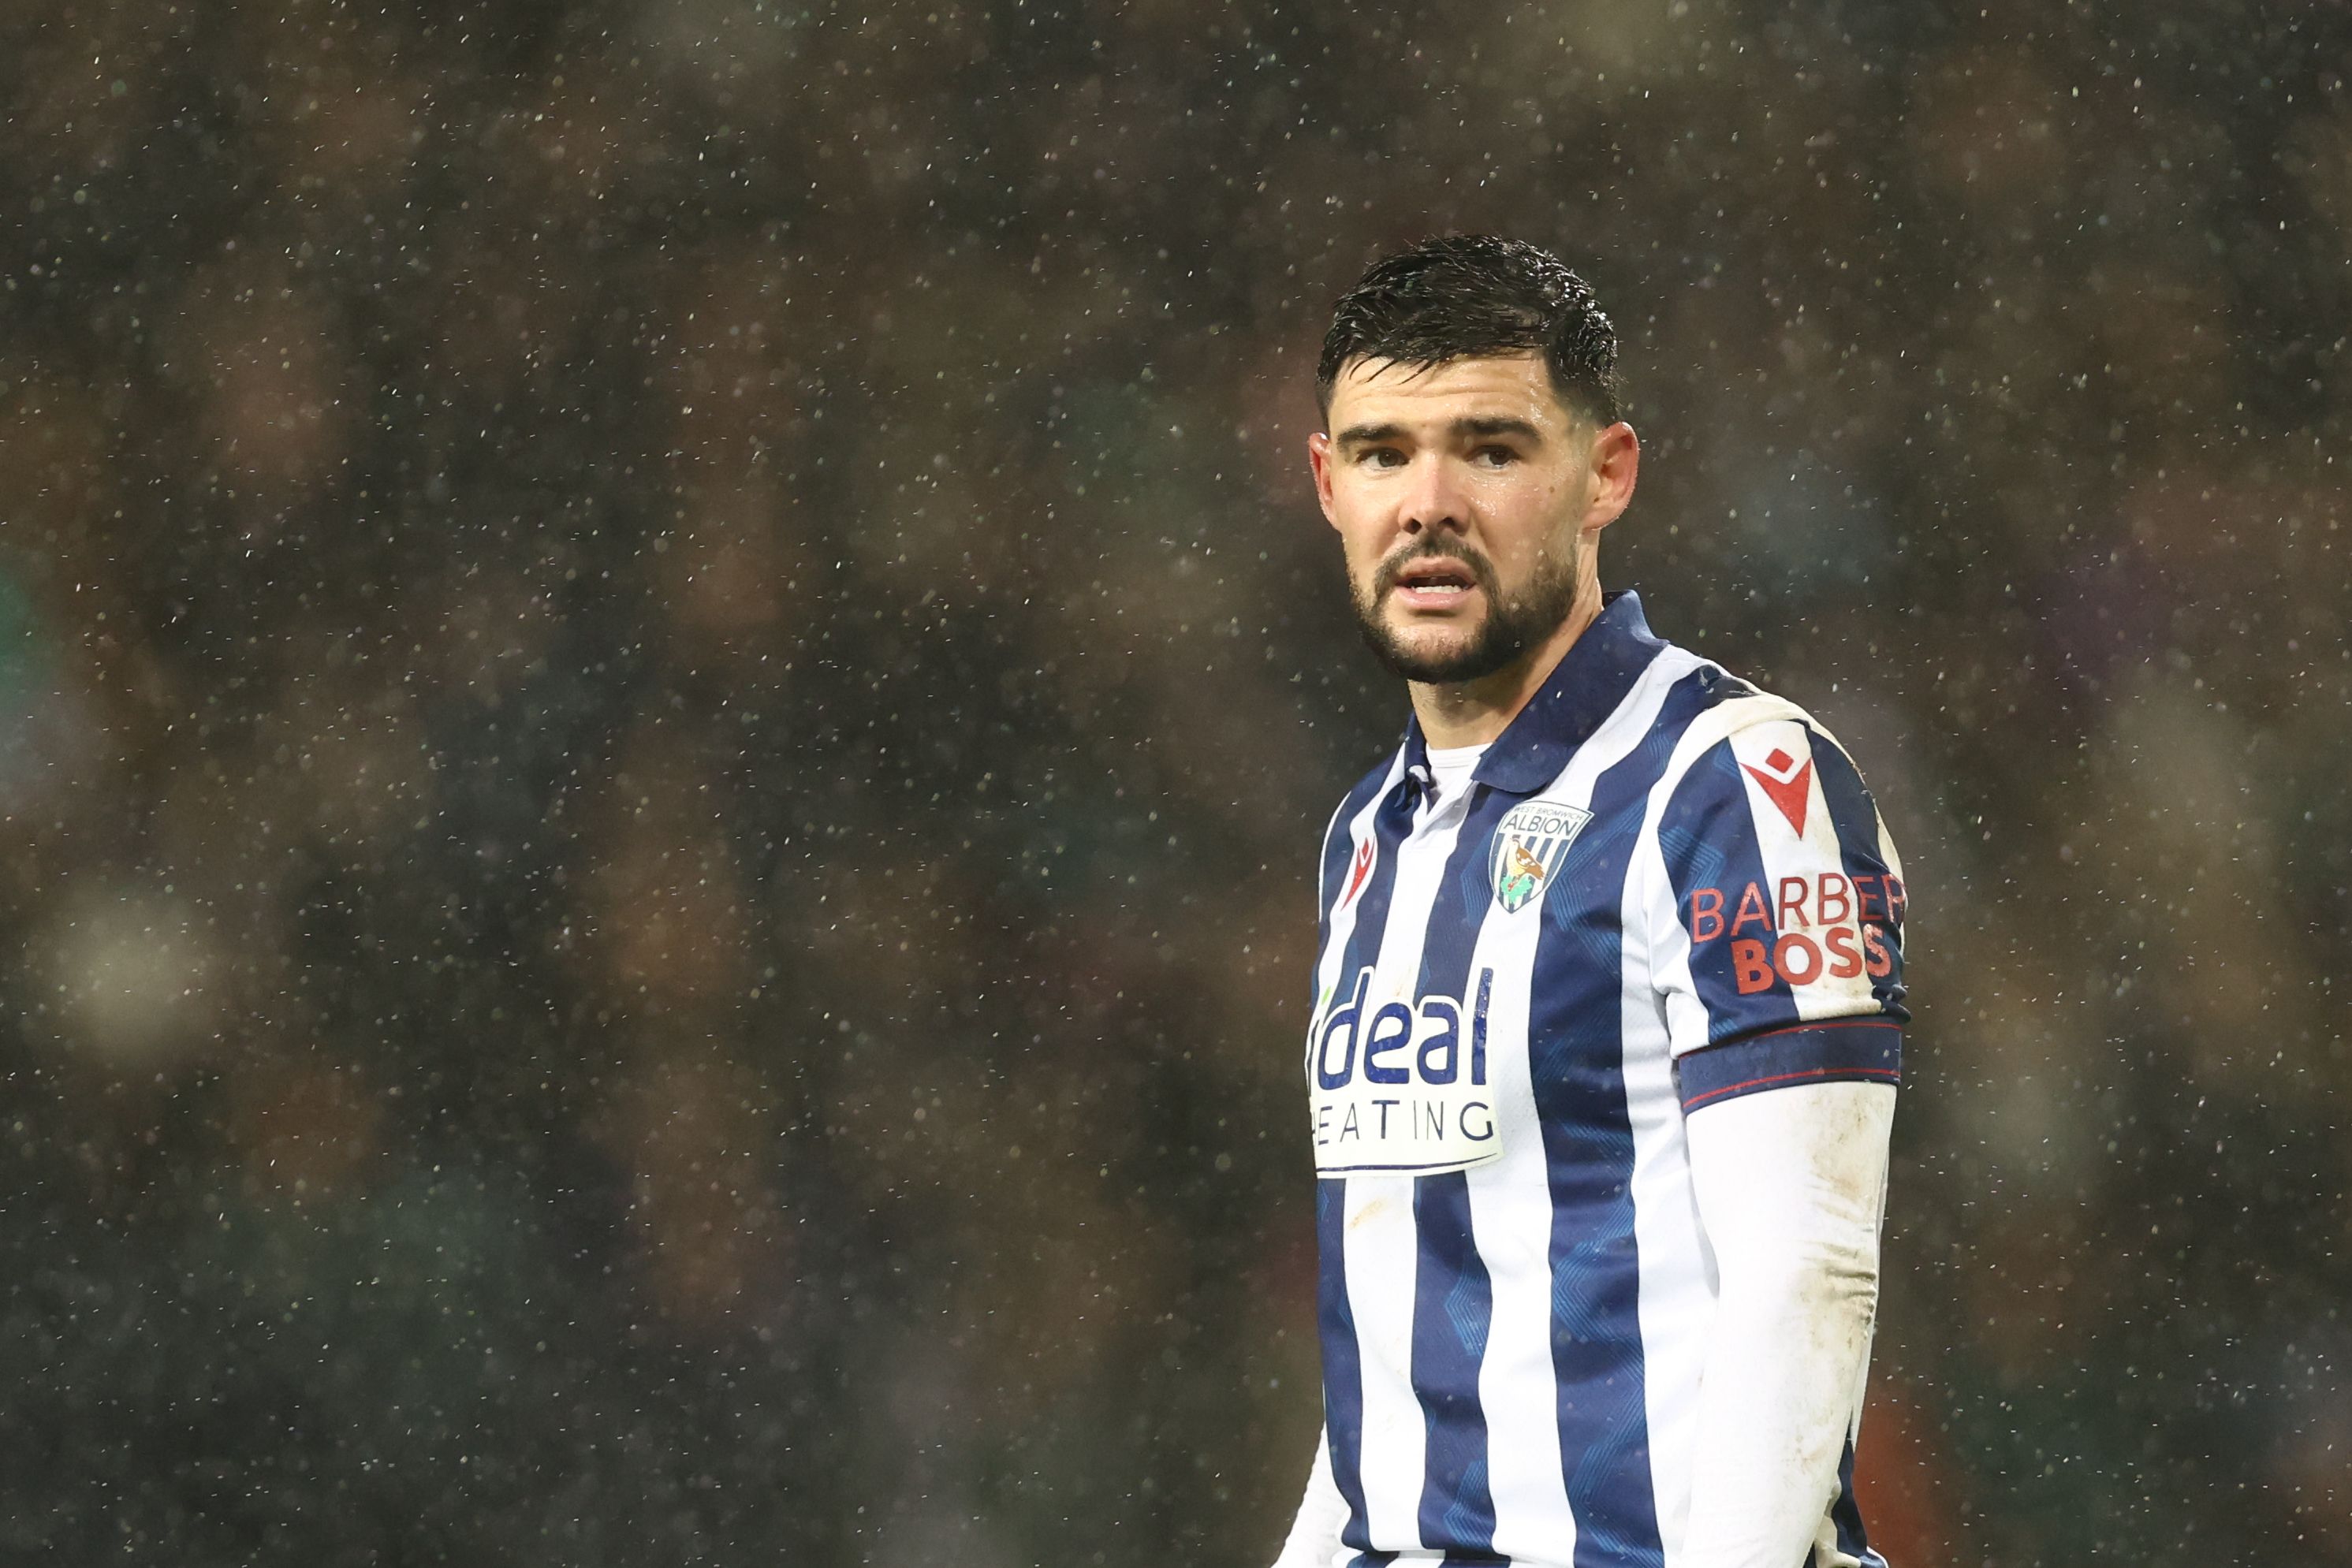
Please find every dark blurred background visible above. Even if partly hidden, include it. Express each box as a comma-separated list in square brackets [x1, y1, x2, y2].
[1, 1, 2347, 1562]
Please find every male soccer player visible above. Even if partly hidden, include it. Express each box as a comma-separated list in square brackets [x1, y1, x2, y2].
[1271, 237, 1910, 1568]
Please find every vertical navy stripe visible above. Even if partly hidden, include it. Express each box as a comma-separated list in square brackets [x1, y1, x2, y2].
[1527, 668, 1729, 1568]
[1409, 1173, 1496, 1548]
[1809, 734, 1910, 1023]
[1829, 1432, 1875, 1566]
[1656, 739, 1801, 1045]
[1316, 777, 1418, 1551]
[1403, 780, 1521, 1554]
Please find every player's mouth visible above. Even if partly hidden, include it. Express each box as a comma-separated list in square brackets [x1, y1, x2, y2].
[1387, 556, 1482, 613]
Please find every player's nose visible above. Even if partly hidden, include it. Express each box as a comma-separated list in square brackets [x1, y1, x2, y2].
[1395, 453, 1470, 536]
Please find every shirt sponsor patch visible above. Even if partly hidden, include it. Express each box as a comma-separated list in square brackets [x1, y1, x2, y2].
[1307, 966, 1503, 1176]
[1489, 797, 1592, 914]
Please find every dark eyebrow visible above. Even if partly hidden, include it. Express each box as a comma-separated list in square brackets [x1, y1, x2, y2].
[1456, 416, 1544, 443]
[1332, 416, 1546, 450]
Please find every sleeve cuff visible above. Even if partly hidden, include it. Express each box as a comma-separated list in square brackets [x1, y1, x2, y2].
[1675, 1019, 1903, 1113]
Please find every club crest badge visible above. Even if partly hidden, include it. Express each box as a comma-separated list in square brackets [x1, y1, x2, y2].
[1489, 799, 1592, 914]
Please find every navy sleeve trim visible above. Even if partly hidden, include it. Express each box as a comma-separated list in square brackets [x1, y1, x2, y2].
[1675, 1020, 1903, 1113]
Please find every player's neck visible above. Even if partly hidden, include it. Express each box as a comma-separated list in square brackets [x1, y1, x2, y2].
[1406, 578, 1605, 750]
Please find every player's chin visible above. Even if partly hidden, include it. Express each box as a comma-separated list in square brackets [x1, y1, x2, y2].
[1383, 605, 1486, 653]
[1383, 622, 1494, 676]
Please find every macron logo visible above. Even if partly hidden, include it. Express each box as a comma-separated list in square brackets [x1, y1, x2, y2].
[1742, 746, 1814, 836]
[1338, 837, 1375, 910]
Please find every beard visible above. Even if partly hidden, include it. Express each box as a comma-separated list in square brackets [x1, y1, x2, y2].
[1351, 534, 1581, 684]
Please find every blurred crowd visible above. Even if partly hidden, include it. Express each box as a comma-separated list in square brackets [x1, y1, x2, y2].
[1, 0, 2347, 1562]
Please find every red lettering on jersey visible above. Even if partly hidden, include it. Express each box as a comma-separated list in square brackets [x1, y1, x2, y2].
[1729, 881, 1772, 936]
[1731, 938, 1776, 994]
[1775, 933, 1824, 985]
[1777, 877, 1810, 930]
[1851, 873, 1909, 926]
[1816, 873, 1853, 926]
[1825, 926, 1863, 979]
[1689, 887, 1724, 943]
[1864, 926, 1894, 978]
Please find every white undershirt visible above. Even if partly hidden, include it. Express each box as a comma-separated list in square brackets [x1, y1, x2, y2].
[1422, 742, 1488, 810]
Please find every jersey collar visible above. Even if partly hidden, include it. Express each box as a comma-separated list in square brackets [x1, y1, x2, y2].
[1397, 590, 1665, 801]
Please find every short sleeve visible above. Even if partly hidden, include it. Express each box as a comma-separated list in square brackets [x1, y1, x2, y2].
[1649, 716, 1908, 1114]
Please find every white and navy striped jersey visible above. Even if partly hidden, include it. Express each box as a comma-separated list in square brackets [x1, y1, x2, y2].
[1306, 590, 1908, 1568]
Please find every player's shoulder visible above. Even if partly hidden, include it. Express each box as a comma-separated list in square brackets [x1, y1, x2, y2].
[1650, 642, 1866, 787]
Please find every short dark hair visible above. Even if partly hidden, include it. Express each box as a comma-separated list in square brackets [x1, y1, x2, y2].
[1316, 235, 1620, 426]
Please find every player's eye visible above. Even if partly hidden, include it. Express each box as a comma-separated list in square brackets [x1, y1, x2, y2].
[1471, 445, 1519, 467]
[1360, 447, 1407, 469]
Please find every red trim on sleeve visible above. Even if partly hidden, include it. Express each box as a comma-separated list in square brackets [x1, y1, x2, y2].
[1682, 1064, 1901, 1112]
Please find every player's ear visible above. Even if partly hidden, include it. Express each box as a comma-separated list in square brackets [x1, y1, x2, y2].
[1583, 421, 1639, 533]
[1309, 430, 1340, 527]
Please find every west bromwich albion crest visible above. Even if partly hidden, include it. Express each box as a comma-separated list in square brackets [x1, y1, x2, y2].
[1489, 798, 1593, 914]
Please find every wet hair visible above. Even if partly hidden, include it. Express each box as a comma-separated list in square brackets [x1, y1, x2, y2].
[1316, 235, 1620, 426]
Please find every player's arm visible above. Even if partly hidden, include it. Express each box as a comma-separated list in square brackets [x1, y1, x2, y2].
[1679, 1079, 1892, 1567]
[1647, 713, 1910, 1566]
[1268, 1424, 1347, 1568]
